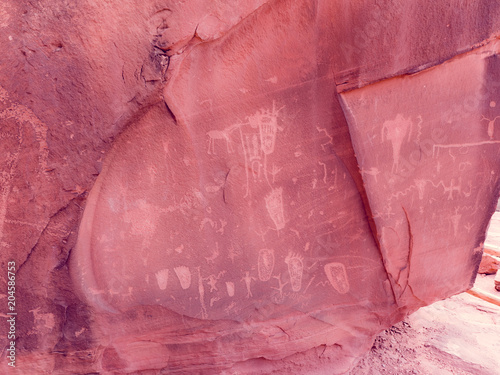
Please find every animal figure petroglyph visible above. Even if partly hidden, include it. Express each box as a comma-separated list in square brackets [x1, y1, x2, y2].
[316, 126, 334, 151]
[207, 123, 241, 155]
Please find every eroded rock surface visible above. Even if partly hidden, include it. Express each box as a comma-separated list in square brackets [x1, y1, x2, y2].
[1, 0, 500, 373]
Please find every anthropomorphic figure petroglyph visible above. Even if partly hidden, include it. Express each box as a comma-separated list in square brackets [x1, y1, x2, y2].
[381, 114, 413, 173]
[482, 115, 500, 139]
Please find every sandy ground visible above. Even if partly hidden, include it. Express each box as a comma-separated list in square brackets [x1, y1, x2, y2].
[349, 211, 500, 375]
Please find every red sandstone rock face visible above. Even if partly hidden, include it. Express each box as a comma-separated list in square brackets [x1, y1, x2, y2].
[1, 0, 500, 373]
[478, 254, 500, 274]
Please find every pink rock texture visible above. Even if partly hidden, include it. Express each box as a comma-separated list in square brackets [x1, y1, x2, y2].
[1, 0, 500, 373]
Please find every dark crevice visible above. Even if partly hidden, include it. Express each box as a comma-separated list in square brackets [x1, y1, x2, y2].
[336, 34, 500, 93]
[17, 196, 80, 274]
[400, 206, 426, 305]
[334, 89, 399, 307]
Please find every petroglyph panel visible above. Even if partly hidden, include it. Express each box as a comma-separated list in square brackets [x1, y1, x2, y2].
[5, 0, 500, 372]
[71, 32, 500, 326]
[341, 45, 500, 303]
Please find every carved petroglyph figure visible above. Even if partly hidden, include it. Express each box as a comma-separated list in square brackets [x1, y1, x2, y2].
[258, 248, 275, 281]
[241, 271, 256, 298]
[414, 179, 427, 200]
[270, 164, 283, 183]
[441, 178, 462, 200]
[205, 270, 225, 293]
[285, 253, 304, 292]
[243, 133, 263, 181]
[246, 101, 284, 154]
[238, 102, 284, 196]
[197, 267, 208, 319]
[174, 266, 192, 290]
[324, 262, 350, 294]
[155, 269, 169, 290]
[265, 187, 285, 231]
[316, 126, 334, 151]
[205, 242, 220, 264]
[271, 274, 289, 303]
[450, 209, 461, 237]
[207, 275, 218, 292]
[259, 109, 280, 155]
[225, 281, 235, 297]
[414, 115, 423, 143]
[481, 115, 500, 139]
[381, 114, 413, 173]
[206, 123, 241, 155]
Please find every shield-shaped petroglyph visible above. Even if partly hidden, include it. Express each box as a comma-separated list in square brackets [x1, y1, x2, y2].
[155, 269, 169, 290]
[285, 253, 303, 292]
[174, 266, 192, 290]
[265, 187, 285, 230]
[324, 262, 349, 294]
[258, 248, 275, 281]
[225, 281, 235, 297]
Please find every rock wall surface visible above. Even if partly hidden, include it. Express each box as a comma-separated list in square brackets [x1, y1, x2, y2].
[1, 0, 500, 374]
